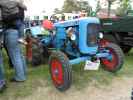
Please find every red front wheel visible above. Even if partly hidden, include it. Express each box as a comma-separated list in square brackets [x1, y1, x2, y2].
[49, 51, 72, 91]
[100, 43, 124, 72]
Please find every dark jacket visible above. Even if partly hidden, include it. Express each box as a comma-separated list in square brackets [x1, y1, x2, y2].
[0, 0, 27, 28]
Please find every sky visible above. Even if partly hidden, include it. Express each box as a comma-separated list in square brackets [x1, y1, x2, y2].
[25, 0, 65, 15]
[24, 0, 97, 16]
[24, 0, 133, 16]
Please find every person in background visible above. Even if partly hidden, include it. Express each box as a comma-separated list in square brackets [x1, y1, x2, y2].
[0, 0, 27, 92]
[60, 15, 65, 22]
[42, 19, 54, 35]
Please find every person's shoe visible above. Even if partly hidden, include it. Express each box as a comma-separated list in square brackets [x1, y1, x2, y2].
[0, 84, 6, 93]
[18, 38, 27, 45]
[10, 78, 25, 83]
[0, 81, 6, 93]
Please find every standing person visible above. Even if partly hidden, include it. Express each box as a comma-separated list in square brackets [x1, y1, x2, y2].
[3, 0, 27, 45]
[0, 0, 27, 84]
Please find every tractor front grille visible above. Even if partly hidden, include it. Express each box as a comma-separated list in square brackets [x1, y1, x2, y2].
[87, 23, 100, 46]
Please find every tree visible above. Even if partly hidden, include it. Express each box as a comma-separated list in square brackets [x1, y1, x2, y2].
[116, 0, 132, 16]
[62, 0, 92, 14]
[54, 8, 62, 14]
[78, 0, 92, 15]
[106, 0, 117, 17]
[62, 0, 80, 13]
[95, 0, 101, 13]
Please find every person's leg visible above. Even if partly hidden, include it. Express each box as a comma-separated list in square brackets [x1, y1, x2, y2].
[0, 48, 6, 92]
[15, 21, 27, 74]
[1, 30, 13, 68]
[4, 46, 13, 68]
[4, 29, 27, 81]
[0, 49, 5, 80]
[0, 31, 6, 89]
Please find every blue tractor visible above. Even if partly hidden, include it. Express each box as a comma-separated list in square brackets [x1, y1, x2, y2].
[25, 17, 124, 91]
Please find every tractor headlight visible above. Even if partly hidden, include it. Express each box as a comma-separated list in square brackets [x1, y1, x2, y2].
[99, 32, 103, 39]
[70, 34, 76, 41]
[66, 27, 76, 41]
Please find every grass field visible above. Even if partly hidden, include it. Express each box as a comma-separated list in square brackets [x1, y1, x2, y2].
[0, 50, 133, 100]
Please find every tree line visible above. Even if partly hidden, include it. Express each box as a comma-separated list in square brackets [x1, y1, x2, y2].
[54, 0, 132, 16]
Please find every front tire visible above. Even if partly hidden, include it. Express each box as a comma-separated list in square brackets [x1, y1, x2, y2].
[49, 51, 72, 91]
[101, 43, 124, 72]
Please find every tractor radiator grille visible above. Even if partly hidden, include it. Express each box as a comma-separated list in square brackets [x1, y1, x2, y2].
[87, 24, 100, 46]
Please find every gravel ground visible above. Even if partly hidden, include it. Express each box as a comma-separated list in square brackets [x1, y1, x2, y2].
[18, 77, 133, 100]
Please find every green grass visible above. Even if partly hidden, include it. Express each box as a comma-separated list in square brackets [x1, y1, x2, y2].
[0, 64, 50, 99]
[0, 49, 133, 99]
